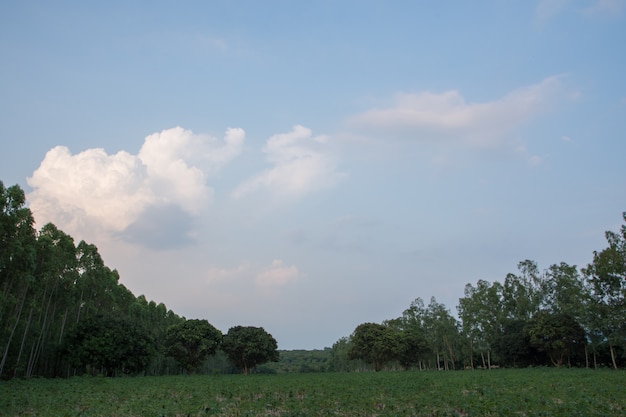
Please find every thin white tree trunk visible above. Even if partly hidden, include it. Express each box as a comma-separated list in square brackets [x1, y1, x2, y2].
[13, 307, 33, 378]
[0, 285, 28, 377]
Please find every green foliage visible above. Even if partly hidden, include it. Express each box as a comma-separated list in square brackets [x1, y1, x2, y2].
[261, 349, 332, 373]
[348, 322, 398, 371]
[221, 326, 279, 374]
[527, 311, 586, 367]
[63, 314, 155, 376]
[165, 319, 222, 374]
[583, 212, 626, 369]
[394, 327, 429, 370]
[491, 319, 539, 367]
[1, 369, 625, 416]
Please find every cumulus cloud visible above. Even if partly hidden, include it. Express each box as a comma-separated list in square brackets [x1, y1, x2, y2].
[347, 76, 567, 147]
[232, 125, 343, 199]
[27, 127, 244, 244]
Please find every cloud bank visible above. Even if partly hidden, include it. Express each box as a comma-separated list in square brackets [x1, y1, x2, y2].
[27, 127, 244, 244]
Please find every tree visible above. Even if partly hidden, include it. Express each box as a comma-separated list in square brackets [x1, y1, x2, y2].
[63, 314, 154, 376]
[491, 318, 537, 367]
[348, 322, 398, 371]
[394, 326, 429, 370]
[330, 337, 350, 372]
[423, 297, 461, 370]
[501, 260, 544, 322]
[457, 280, 503, 369]
[221, 326, 279, 374]
[165, 319, 222, 374]
[527, 311, 586, 367]
[583, 212, 626, 369]
[541, 262, 594, 367]
[0, 182, 37, 378]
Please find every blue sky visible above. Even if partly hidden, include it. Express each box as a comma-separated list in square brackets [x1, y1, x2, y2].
[1, 0, 625, 349]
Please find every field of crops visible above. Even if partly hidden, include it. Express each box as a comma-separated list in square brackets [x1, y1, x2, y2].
[1, 368, 625, 416]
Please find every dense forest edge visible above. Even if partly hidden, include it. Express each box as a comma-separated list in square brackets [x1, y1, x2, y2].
[1, 180, 625, 379]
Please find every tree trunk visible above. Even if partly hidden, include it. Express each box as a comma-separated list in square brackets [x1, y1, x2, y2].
[0, 284, 28, 378]
[609, 343, 618, 370]
[13, 307, 34, 378]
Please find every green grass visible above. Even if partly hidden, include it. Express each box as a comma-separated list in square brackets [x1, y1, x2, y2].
[1, 368, 625, 416]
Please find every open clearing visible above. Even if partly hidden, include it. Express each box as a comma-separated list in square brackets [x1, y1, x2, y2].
[1, 368, 625, 416]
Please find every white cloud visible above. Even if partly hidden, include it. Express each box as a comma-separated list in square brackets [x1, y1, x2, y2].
[138, 126, 244, 213]
[27, 127, 244, 241]
[27, 146, 153, 233]
[233, 125, 343, 199]
[204, 259, 301, 301]
[256, 259, 301, 288]
[347, 76, 566, 147]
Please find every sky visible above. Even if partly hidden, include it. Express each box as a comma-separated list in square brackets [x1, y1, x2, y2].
[1, 0, 625, 350]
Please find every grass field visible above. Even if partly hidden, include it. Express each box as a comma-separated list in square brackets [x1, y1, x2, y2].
[1, 368, 625, 416]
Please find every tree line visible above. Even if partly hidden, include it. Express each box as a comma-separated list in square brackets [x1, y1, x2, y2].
[0, 181, 278, 379]
[3, 178, 625, 377]
[334, 213, 626, 371]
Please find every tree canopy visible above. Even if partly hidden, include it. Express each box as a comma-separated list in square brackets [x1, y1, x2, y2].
[165, 319, 222, 374]
[221, 326, 279, 374]
[63, 314, 155, 376]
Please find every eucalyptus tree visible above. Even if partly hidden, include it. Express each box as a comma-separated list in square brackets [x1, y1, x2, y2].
[131, 296, 183, 374]
[583, 213, 626, 369]
[541, 262, 593, 366]
[457, 280, 503, 369]
[502, 260, 544, 322]
[398, 298, 434, 369]
[24, 223, 78, 377]
[74, 241, 122, 322]
[423, 297, 461, 370]
[0, 182, 37, 378]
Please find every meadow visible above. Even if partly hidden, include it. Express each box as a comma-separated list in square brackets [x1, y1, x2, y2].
[1, 368, 625, 417]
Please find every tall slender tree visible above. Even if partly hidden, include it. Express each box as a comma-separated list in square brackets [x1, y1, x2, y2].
[583, 213, 626, 369]
[0, 182, 36, 378]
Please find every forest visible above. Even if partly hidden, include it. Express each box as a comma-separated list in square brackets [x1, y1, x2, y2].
[1, 179, 625, 379]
